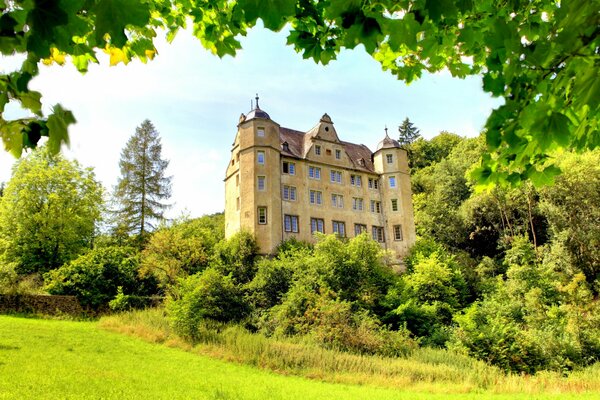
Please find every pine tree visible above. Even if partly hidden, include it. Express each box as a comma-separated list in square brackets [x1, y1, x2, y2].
[398, 117, 421, 146]
[114, 120, 172, 240]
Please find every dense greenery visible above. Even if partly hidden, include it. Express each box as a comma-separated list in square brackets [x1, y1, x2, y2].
[1, 1, 597, 185]
[113, 119, 172, 240]
[0, 147, 102, 275]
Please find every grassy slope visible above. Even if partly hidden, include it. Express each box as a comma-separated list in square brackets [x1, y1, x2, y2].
[0, 315, 594, 400]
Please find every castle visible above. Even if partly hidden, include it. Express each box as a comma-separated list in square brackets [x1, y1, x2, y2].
[224, 98, 416, 261]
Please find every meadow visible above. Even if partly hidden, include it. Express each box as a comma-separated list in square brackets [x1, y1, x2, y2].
[1, 313, 599, 399]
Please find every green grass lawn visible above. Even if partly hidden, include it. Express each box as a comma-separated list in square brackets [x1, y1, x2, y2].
[0, 315, 595, 400]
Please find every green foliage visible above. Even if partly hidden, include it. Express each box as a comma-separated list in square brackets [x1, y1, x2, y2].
[212, 230, 259, 284]
[452, 238, 600, 373]
[167, 268, 248, 341]
[407, 132, 467, 172]
[0, 147, 103, 274]
[397, 117, 421, 147]
[44, 246, 159, 308]
[140, 215, 223, 288]
[245, 256, 296, 310]
[539, 150, 600, 286]
[2, 1, 597, 186]
[113, 119, 172, 239]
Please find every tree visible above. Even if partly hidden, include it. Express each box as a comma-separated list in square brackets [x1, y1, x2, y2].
[0, 147, 103, 274]
[1, 1, 596, 186]
[397, 117, 420, 147]
[114, 119, 172, 239]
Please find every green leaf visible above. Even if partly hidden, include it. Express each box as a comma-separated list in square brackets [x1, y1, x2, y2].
[526, 164, 561, 186]
[546, 112, 572, 148]
[94, 0, 150, 47]
[237, 0, 296, 31]
[19, 91, 42, 116]
[46, 104, 76, 154]
[482, 73, 505, 96]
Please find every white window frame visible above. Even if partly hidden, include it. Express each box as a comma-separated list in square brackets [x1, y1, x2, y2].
[310, 190, 322, 205]
[368, 178, 379, 190]
[372, 226, 385, 243]
[311, 218, 324, 234]
[257, 176, 266, 191]
[282, 161, 296, 175]
[386, 154, 393, 164]
[335, 149, 341, 159]
[258, 207, 267, 224]
[331, 193, 344, 208]
[350, 174, 362, 187]
[284, 215, 299, 233]
[315, 145, 321, 155]
[352, 197, 363, 211]
[257, 128, 265, 137]
[330, 169, 342, 183]
[332, 221, 346, 237]
[354, 223, 367, 236]
[308, 166, 321, 180]
[282, 185, 297, 201]
[391, 199, 398, 212]
[393, 225, 403, 241]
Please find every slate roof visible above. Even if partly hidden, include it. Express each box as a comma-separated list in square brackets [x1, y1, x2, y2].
[279, 127, 375, 173]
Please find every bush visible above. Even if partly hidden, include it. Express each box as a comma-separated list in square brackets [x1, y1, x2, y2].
[167, 268, 248, 342]
[212, 231, 259, 284]
[44, 246, 159, 308]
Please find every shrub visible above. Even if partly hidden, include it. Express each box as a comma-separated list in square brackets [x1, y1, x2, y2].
[167, 268, 248, 342]
[44, 246, 159, 308]
[212, 231, 259, 284]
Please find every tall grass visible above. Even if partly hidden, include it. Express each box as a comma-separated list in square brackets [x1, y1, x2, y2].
[99, 308, 600, 395]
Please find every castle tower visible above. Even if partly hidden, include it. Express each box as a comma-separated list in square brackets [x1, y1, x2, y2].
[224, 95, 282, 253]
[373, 130, 416, 259]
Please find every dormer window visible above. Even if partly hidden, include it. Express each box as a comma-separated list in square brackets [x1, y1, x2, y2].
[282, 142, 290, 152]
[257, 128, 265, 137]
[358, 158, 365, 167]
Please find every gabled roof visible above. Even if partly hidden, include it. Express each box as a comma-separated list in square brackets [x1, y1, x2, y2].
[279, 127, 375, 173]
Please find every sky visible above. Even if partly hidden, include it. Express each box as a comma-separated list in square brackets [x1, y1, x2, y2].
[0, 24, 502, 219]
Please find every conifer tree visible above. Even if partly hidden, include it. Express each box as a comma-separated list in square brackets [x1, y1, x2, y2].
[114, 120, 172, 240]
[398, 118, 421, 147]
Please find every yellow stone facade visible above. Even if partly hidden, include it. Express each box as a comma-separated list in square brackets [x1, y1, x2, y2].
[225, 103, 416, 261]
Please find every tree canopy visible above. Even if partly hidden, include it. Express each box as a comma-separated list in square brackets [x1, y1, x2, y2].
[113, 119, 172, 240]
[0, 146, 103, 274]
[0, 0, 598, 185]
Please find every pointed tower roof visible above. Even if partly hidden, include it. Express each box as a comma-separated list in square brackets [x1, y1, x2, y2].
[245, 93, 271, 121]
[376, 126, 400, 151]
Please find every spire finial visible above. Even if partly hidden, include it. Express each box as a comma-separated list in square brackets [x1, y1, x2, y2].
[384, 125, 389, 137]
[255, 93, 260, 109]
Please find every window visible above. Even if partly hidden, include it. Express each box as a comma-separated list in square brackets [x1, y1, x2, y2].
[372, 226, 385, 242]
[354, 224, 367, 236]
[393, 225, 403, 241]
[368, 178, 379, 189]
[326, 149, 332, 155]
[370, 200, 381, 213]
[310, 190, 322, 205]
[257, 128, 265, 137]
[386, 154, 393, 164]
[389, 176, 397, 188]
[331, 193, 344, 208]
[257, 151, 265, 165]
[350, 174, 362, 187]
[258, 207, 267, 224]
[352, 197, 364, 211]
[315, 145, 321, 155]
[311, 218, 324, 234]
[236, 197, 240, 211]
[308, 166, 321, 180]
[335, 149, 341, 159]
[257, 176, 266, 191]
[235, 174, 239, 187]
[282, 161, 295, 175]
[330, 169, 342, 183]
[282, 185, 297, 201]
[332, 221, 346, 237]
[391, 199, 398, 212]
[284, 215, 299, 233]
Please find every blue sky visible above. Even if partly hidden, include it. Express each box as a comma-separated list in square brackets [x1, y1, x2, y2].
[0, 24, 501, 218]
